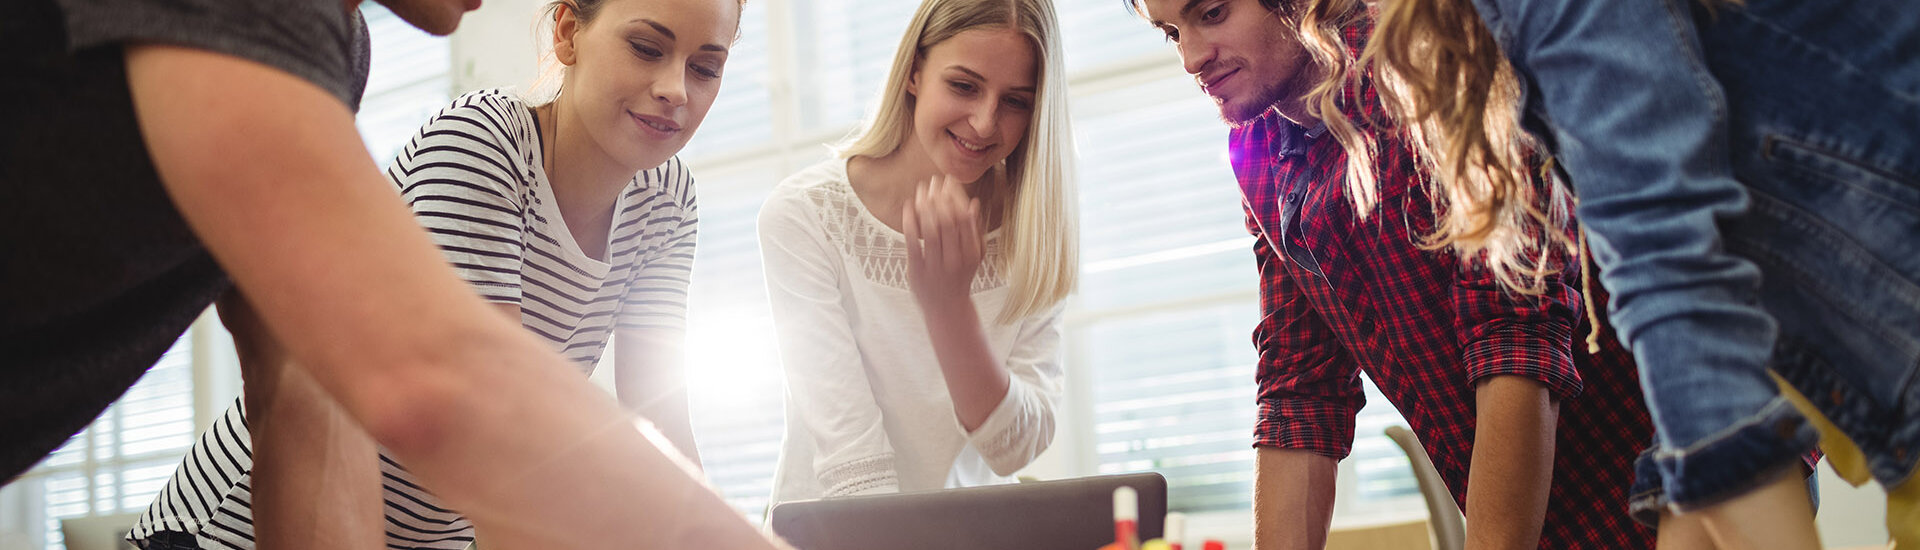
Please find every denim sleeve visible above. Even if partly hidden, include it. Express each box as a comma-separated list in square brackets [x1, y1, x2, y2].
[1478, 0, 1812, 503]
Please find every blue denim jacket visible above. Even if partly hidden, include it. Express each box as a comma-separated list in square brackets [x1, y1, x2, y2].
[1466, 0, 1920, 519]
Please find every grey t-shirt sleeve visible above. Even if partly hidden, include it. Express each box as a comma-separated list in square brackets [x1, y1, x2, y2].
[55, 0, 372, 111]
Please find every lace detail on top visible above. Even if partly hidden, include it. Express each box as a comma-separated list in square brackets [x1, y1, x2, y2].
[799, 178, 1006, 292]
[820, 453, 900, 497]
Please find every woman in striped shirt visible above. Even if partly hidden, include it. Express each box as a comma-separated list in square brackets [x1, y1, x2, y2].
[130, 0, 744, 547]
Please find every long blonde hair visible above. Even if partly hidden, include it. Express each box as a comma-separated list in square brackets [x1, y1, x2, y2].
[1291, 0, 1382, 217]
[1301, 0, 1575, 295]
[840, 0, 1079, 324]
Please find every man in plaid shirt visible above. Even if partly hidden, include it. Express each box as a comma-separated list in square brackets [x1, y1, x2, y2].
[1133, 0, 1659, 548]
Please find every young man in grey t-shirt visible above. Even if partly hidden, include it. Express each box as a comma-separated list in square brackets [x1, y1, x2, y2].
[1, 1, 786, 548]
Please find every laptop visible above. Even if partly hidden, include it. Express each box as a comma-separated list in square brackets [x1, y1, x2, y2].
[768, 473, 1167, 550]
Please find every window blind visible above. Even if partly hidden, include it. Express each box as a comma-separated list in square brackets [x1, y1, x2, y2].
[357, 4, 456, 168]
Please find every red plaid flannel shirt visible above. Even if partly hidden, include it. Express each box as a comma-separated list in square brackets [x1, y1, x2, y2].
[1232, 23, 1657, 549]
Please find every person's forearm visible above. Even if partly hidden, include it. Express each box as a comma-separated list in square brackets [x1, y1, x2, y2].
[1465, 375, 1558, 550]
[248, 356, 383, 550]
[127, 45, 781, 549]
[1253, 447, 1339, 550]
[224, 294, 382, 550]
[226, 293, 382, 550]
[625, 386, 703, 468]
[920, 297, 1011, 431]
[614, 330, 702, 468]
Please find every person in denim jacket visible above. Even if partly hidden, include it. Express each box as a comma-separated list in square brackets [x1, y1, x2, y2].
[1350, 0, 1920, 546]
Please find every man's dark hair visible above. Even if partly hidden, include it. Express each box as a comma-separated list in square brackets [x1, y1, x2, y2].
[1122, 0, 1294, 20]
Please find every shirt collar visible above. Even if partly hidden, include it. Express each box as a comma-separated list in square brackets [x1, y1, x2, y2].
[1274, 117, 1328, 160]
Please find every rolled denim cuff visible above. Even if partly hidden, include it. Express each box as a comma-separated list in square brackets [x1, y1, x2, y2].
[1627, 448, 1667, 527]
[1628, 397, 1818, 524]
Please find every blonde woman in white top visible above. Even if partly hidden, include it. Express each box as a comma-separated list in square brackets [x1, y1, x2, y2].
[760, 0, 1078, 504]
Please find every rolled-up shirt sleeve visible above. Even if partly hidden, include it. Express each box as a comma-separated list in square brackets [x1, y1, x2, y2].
[1453, 259, 1585, 401]
[964, 302, 1066, 476]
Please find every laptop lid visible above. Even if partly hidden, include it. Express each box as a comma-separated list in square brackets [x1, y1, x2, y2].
[768, 473, 1168, 550]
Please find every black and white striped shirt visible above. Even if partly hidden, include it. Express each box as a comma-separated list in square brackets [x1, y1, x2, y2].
[128, 89, 698, 550]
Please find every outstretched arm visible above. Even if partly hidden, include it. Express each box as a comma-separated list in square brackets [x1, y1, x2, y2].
[127, 43, 783, 549]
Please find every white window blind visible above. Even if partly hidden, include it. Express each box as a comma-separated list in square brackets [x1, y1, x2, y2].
[788, 0, 917, 134]
[1068, 69, 1263, 514]
[357, 4, 456, 168]
[1057, 0, 1172, 73]
[681, 160, 798, 522]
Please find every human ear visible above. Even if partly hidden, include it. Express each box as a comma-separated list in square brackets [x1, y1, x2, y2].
[906, 56, 923, 97]
[553, 3, 581, 66]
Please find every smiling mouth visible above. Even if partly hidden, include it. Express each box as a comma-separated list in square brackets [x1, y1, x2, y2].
[631, 112, 680, 134]
[949, 130, 991, 153]
[1201, 68, 1239, 93]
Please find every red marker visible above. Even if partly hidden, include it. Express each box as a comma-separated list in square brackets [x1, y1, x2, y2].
[1112, 486, 1139, 550]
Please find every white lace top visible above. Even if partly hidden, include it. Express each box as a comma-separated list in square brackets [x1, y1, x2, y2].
[760, 158, 1065, 505]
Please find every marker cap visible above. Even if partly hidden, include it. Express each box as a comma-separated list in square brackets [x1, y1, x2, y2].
[1112, 486, 1139, 522]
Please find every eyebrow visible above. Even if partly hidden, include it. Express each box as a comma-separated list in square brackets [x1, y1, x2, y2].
[947, 66, 1037, 93]
[634, 18, 730, 53]
[1148, 0, 1210, 27]
[1178, 0, 1209, 19]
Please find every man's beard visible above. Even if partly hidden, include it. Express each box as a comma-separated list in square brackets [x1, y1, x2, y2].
[1216, 76, 1293, 128]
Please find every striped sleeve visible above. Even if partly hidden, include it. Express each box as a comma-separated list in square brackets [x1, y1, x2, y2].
[127, 398, 253, 548]
[385, 94, 530, 305]
[616, 158, 697, 333]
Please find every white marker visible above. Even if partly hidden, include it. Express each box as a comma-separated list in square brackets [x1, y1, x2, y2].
[1113, 485, 1139, 550]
